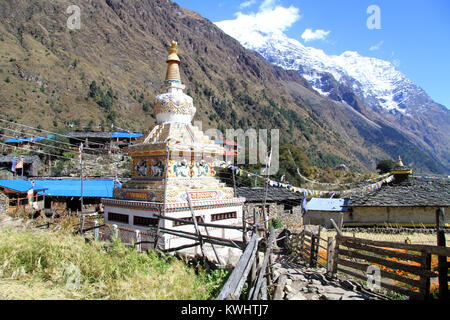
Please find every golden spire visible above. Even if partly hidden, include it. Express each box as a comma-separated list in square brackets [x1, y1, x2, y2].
[397, 156, 404, 167]
[165, 41, 181, 82]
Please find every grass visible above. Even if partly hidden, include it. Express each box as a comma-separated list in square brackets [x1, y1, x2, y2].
[0, 227, 228, 300]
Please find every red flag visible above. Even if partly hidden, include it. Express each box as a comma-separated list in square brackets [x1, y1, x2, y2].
[15, 158, 23, 169]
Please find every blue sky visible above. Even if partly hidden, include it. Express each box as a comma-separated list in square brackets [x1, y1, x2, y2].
[174, 0, 450, 109]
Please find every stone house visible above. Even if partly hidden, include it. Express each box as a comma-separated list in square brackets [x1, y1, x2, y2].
[346, 158, 450, 227]
[0, 155, 42, 177]
[235, 187, 303, 227]
[303, 198, 350, 228]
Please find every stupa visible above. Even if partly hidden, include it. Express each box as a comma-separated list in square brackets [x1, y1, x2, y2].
[103, 41, 245, 250]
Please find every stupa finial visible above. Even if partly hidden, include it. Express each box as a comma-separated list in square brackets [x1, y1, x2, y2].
[165, 40, 181, 82]
[397, 156, 404, 167]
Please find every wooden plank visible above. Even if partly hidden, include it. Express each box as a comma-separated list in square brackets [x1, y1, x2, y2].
[419, 252, 431, 300]
[162, 242, 201, 253]
[330, 219, 343, 236]
[273, 275, 287, 300]
[338, 248, 436, 278]
[250, 229, 275, 300]
[153, 213, 244, 231]
[217, 233, 259, 300]
[436, 207, 448, 300]
[186, 192, 206, 258]
[327, 237, 335, 274]
[164, 227, 243, 248]
[337, 235, 450, 257]
[337, 258, 422, 288]
[158, 227, 243, 249]
[341, 239, 422, 263]
[336, 266, 423, 300]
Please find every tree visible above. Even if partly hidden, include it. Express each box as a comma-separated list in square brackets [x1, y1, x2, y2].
[376, 159, 397, 174]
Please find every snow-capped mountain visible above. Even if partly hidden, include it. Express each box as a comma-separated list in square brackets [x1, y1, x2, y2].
[222, 30, 440, 116]
[215, 27, 450, 172]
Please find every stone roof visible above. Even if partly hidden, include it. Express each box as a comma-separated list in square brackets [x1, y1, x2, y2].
[0, 155, 42, 164]
[68, 132, 114, 139]
[236, 187, 302, 204]
[349, 177, 450, 207]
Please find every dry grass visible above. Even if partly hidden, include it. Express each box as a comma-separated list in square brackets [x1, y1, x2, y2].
[323, 229, 450, 247]
[0, 227, 223, 300]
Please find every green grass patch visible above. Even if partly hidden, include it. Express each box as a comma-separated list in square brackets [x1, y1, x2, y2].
[0, 228, 227, 300]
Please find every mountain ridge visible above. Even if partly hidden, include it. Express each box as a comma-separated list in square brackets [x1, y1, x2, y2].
[0, 0, 447, 174]
[215, 25, 450, 173]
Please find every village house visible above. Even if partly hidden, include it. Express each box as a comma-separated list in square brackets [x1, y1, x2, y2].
[235, 187, 303, 227]
[345, 157, 449, 227]
[3, 136, 46, 151]
[0, 178, 118, 215]
[303, 197, 349, 228]
[67, 131, 143, 152]
[0, 155, 42, 178]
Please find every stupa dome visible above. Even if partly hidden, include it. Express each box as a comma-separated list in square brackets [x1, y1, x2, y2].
[154, 41, 196, 124]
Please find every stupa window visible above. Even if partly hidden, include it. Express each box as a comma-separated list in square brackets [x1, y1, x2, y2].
[133, 216, 159, 227]
[211, 212, 237, 222]
[173, 216, 205, 227]
[108, 212, 129, 224]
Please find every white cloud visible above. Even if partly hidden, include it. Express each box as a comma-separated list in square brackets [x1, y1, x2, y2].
[260, 0, 278, 10]
[369, 40, 384, 51]
[239, 0, 257, 9]
[215, 1, 301, 47]
[301, 28, 330, 42]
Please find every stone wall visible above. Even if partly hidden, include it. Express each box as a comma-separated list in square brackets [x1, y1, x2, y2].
[304, 206, 450, 227]
[243, 202, 303, 228]
[349, 206, 450, 226]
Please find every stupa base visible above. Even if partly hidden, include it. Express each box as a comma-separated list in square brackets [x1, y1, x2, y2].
[102, 197, 245, 251]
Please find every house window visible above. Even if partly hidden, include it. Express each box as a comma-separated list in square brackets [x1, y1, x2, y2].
[108, 212, 129, 224]
[133, 216, 158, 227]
[173, 216, 204, 227]
[211, 212, 237, 222]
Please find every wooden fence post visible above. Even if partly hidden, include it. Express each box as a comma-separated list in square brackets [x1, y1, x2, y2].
[332, 236, 340, 275]
[419, 251, 432, 300]
[309, 233, 316, 268]
[300, 229, 305, 261]
[327, 236, 335, 275]
[436, 207, 448, 300]
[81, 215, 86, 234]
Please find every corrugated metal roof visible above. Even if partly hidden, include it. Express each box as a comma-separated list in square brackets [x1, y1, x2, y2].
[307, 198, 349, 212]
[0, 179, 120, 198]
[112, 132, 143, 139]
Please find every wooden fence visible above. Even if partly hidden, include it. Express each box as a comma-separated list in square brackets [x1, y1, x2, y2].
[329, 208, 449, 300]
[216, 228, 275, 300]
[286, 225, 328, 269]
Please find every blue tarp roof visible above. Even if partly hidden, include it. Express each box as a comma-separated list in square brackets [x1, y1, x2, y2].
[307, 198, 350, 212]
[4, 136, 46, 143]
[112, 132, 143, 139]
[0, 179, 121, 198]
